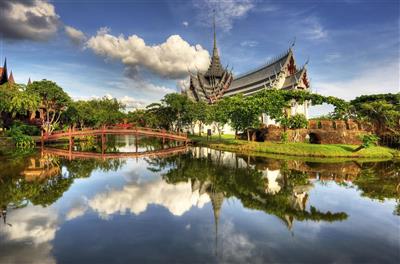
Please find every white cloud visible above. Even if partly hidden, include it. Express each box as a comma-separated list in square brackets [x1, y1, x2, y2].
[176, 77, 190, 92]
[303, 17, 328, 40]
[2, 206, 59, 244]
[119, 95, 149, 109]
[195, 0, 255, 31]
[314, 60, 400, 101]
[88, 178, 211, 218]
[86, 30, 210, 79]
[182, 21, 189, 27]
[0, 205, 59, 264]
[0, 0, 59, 41]
[240, 40, 259, 47]
[324, 52, 342, 63]
[65, 25, 87, 45]
[220, 220, 256, 263]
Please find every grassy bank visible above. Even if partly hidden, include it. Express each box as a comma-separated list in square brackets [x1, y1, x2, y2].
[190, 135, 400, 159]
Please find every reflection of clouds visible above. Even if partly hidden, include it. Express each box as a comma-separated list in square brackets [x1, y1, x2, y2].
[0, 206, 58, 264]
[3, 206, 58, 244]
[65, 197, 88, 221]
[88, 178, 210, 218]
[220, 220, 257, 264]
[0, 242, 55, 264]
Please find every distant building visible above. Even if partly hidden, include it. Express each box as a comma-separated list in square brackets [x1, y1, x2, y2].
[0, 58, 31, 86]
[0, 58, 15, 86]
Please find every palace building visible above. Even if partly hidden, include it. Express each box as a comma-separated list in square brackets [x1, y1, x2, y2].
[185, 20, 311, 124]
[0, 58, 31, 86]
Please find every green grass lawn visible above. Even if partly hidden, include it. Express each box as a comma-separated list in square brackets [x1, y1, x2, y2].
[189, 134, 400, 159]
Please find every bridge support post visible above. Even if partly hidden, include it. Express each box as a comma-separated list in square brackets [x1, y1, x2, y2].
[101, 132, 105, 155]
[135, 135, 138, 153]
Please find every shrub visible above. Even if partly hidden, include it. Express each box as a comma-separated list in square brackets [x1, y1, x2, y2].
[11, 121, 40, 136]
[6, 125, 35, 149]
[281, 132, 288, 143]
[360, 134, 380, 148]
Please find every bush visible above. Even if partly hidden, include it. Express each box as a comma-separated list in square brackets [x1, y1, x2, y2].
[6, 125, 35, 149]
[281, 132, 288, 143]
[360, 134, 380, 148]
[11, 121, 40, 136]
[280, 114, 308, 130]
[287, 114, 308, 129]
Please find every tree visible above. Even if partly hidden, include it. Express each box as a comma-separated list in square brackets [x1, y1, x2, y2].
[193, 101, 209, 136]
[126, 109, 158, 128]
[26, 80, 71, 133]
[227, 94, 261, 141]
[0, 83, 39, 127]
[350, 93, 400, 134]
[209, 98, 231, 139]
[87, 97, 126, 126]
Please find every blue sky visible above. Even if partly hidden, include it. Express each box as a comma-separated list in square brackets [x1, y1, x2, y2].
[0, 0, 399, 114]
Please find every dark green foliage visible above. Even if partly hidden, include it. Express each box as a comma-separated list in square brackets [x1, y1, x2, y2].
[281, 131, 288, 143]
[350, 93, 400, 134]
[26, 80, 71, 133]
[360, 134, 380, 148]
[5, 124, 35, 148]
[280, 114, 308, 129]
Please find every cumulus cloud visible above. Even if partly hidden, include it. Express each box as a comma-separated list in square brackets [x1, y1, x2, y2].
[0, 206, 59, 264]
[195, 0, 255, 31]
[119, 95, 149, 109]
[65, 25, 87, 46]
[176, 77, 190, 92]
[88, 178, 210, 218]
[182, 21, 189, 27]
[86, 30, 210, 79]
[0, 0, 60, 41]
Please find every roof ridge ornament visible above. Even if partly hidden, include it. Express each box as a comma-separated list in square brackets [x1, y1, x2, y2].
[290, 37, 296, 49]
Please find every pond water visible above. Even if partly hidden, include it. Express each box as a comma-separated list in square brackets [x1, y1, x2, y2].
[0, 135, 399, 264]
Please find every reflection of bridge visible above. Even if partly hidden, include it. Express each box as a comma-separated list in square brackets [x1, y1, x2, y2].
[41, 126, 188, 144]
[42, 145, 188, 160]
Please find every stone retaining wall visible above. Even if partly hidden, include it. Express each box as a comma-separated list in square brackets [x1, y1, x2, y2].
[263, 120, 371, 144]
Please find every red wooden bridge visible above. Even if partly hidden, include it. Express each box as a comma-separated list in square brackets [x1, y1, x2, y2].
[41, 125, 188, 144]
[42, 145, 188, 160]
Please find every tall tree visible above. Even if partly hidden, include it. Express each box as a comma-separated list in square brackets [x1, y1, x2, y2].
[350, 93, 400, 134]
[209, 98, 231, 139]
[26, 80, 71, 133]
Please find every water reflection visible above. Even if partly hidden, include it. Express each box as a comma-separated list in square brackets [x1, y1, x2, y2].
[0, 143, 399, 263]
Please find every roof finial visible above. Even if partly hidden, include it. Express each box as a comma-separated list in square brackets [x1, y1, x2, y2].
[290, 37, 296, 49]
[304, 56, 310, 66]
[213, 9, 216, 50]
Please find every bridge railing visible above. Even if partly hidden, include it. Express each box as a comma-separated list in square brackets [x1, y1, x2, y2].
[43, 125, 187, 140]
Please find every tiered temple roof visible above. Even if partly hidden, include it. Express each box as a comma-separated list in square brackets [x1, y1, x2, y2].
[186, 16, 233, 104]
[224, 48, 310, 97]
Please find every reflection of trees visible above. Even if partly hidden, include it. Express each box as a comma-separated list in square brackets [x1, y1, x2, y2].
[352, 161, 400, 215]
[65, 135, 182, 154]
[0, 152, 126, 222]
[146, 149, 348, 227]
